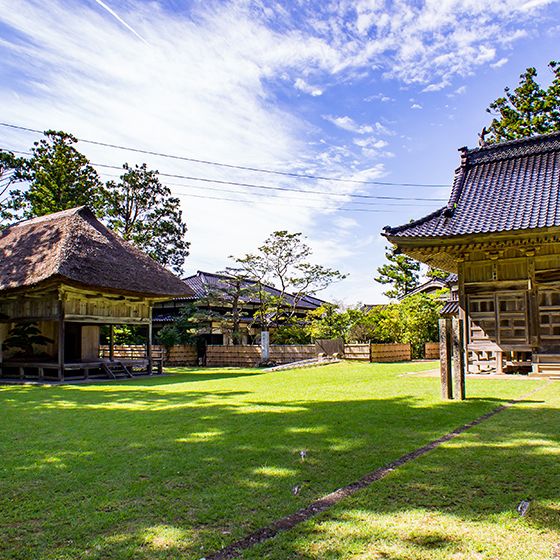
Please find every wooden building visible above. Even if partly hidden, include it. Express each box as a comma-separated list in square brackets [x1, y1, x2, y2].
[153, 270, 325, 345]
[0, 206, 193, 381]
[384, 132, 560, 398]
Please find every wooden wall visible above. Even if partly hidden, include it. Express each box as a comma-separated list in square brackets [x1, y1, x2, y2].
[459, 238, 560, 371]
[370, 343, 412, 362]
[81, 326, 100, 361]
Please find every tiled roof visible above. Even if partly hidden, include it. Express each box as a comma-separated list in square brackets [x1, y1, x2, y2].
[179, 271, 326, 310]
[440, 301, 459, 316]
[384, 131, 560, 239]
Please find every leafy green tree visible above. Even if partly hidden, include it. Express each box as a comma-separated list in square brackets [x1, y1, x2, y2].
[0, 151, 26, 224]
[2, 322, 53, 357]
[105, 163, 189, 274]
[155, 303, 208, 349]
[306, 304, 353, 341]
[233, 231, 346, 328]
[485, 61, 560, 143]
[270, 323, 311, 344]
[375, 245, 420, 299]
[1, 130, 105, 217]
[426, 267, 449, 281]
[399, 293, 442, 358]
[200, 267, 258, 345]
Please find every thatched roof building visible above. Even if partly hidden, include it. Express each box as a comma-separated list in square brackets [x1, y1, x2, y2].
[0, 206, 191, 297]
[0, 206, 193, 382]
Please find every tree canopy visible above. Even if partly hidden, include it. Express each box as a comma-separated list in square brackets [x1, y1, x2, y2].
[0, 130, 190, 274]
[233, 231, 346, 329]
[1, 130, 105, 218]
[104, 163, 189, 274]
[374, 245, 420, 299]
[485, 60, 560, 143]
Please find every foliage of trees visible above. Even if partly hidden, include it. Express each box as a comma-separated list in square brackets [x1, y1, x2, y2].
[301, 293, 443, 358]
[155, 304, 207, 348]
[233, 231, 346, 330]
[105, 163, 189, 274]
[201, 267, 257, 345]
[3, 131, 106, 218]
[0, 131, 189, 273]
[485, 60, 560, 143]
[374, 245, 420, 299]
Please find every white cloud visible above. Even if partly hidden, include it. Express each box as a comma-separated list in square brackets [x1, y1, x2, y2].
[0, 0, 555, 304]
[353, 138, 388, 149]
[0, 0, 368, 287]
[323, 115, 375, 134]
[491, 57, 509, 68]
[454, 85, 467, 95]
[294, 77, 323, 96]
[364, 93, 394, 102]
[411, 103, 423, 110]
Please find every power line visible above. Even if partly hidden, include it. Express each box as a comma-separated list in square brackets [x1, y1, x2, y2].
[0, 146, 448, 203]
[97, 169, 439, 208]
[171, 191, 401, 213]
[0, 121, 449, 188]
[94, 163, 446, 202]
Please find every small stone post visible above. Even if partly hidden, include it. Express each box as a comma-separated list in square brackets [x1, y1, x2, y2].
[261, 330, 270, 363]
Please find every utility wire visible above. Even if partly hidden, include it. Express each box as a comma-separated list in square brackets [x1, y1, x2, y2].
[0, 146, 448, 203]
[94, 163, 446, 202]
[0, 121, 449, 188]
[98, 169, 438, 207]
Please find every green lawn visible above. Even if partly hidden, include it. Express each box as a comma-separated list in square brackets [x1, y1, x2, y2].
[0, 362, 556, 560]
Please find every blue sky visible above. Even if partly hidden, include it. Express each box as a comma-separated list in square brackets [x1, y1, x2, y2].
[1, 0, 559, 304]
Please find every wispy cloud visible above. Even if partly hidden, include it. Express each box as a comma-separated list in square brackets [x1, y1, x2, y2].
[491, 57, 509, 68]
[323, 115, 378, 135]
[294, 78, 323, 96]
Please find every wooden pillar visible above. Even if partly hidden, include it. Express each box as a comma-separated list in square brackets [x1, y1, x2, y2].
[109, 324, 114, 362]
[147, 313, 153, 375]
[57, 300, 65, 382]
[452, 317, 466, 400]
[496, 350, 504, 375]
[439, 318, 453, 399]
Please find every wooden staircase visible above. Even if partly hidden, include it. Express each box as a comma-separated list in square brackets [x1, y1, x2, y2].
[102, 361, 133, 379]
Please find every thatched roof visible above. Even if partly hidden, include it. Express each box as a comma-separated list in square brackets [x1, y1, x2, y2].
[0, 206, 194, 298]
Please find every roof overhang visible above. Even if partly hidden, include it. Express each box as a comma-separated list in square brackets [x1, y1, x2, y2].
[384, 225, 560, 272]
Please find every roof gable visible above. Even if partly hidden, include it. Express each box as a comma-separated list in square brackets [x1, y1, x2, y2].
[182, 270, 326, 309]
[385, 131, 560, 240]
[0, 206, 193, 297]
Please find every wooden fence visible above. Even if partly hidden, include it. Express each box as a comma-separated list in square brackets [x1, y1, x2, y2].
[166, 345, 198, 366]
[424, 342, 440, 360]
[99, 344, 196, 366]
[99, 342, 415, 367]
[343, 344, 371, 360]
[370, 343, 411, 362]
[206, 345, 317, 367]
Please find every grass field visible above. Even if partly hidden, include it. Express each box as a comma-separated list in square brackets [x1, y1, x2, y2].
[0, 362, 557, 560]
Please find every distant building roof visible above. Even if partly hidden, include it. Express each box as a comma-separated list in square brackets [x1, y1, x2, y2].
[384, 131, 560, 240]
[180, 271, 327, 310]
[440, 300, 459, 316]
[0, 206, 193, 298]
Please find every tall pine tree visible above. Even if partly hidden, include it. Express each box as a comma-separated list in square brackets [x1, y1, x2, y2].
[485, 61, 560, 143]
[375, 245, 420, 299]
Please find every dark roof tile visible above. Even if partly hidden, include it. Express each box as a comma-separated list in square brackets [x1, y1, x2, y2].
[385, 131, 560, 239]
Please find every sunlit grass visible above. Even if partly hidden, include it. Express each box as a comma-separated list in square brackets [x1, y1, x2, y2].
[0, 361, 552, 559]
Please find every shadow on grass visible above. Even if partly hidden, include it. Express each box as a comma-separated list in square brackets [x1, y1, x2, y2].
[0, 380, 558, 560]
